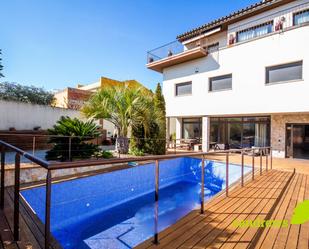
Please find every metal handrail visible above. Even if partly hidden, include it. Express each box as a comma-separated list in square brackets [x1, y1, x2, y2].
[0, 139, 272, 248]
[0, 140, 49, 168]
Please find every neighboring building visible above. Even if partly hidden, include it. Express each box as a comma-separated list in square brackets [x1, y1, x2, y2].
[54, 76, 145, 137]
[147, 0, 309, 159]
[54, 76, 143, 109]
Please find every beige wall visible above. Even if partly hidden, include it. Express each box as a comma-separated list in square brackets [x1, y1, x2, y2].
[271, 113, 309, 158]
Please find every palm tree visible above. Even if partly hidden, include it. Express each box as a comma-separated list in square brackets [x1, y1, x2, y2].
[82, 85, 151, 153]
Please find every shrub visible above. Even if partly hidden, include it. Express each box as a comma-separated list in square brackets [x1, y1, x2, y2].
[129, 147, 145, 156]
[93, 150, 113, 159]
[46, 116, 100, 161]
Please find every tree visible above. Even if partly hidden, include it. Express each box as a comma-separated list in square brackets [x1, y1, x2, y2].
[0, 50, 3, 78]
[0, 82, 55, 105]
[129, 83, 166, 155]
[153, 83, 166, 154]
[82, 85, 150, 154]
[46, 116, 100, 161]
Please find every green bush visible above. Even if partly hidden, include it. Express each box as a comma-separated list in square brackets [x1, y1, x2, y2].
[93, 150, 113, 159]
[46, 116, 100, 161]
[129, 147, 145, 156]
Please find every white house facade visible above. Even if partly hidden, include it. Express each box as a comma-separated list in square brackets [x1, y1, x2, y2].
[147, 0, 309, 159]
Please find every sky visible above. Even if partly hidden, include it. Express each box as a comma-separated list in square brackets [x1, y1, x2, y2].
[1, 0, 258, 91]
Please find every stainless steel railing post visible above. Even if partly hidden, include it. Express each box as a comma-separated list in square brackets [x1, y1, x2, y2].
[201, 155, 205, 214]
[226, 153, 229, 197]
[154, 160, 159, 244]
[45, 170, 52, 249]
[270, 147, 273, 170]
[32, 136, 36, 156]
[266, 149, 268, 172]
[260, 149, 262, 176]
[252, 150, 255, 181]
[14, 153, 20, 241]
[241, 151, 244, 187]
[0, 146, 5, 210]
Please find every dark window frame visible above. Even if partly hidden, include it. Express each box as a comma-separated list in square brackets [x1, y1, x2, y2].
[175, 81, 192, 96]
[181, 117, 202, 139]
[265, 61, 303, 85]
[209, 116, 271, 148]
[293, 9, 309, 26]
[209, 74, 233, 92]
[236, 21, 273, 43]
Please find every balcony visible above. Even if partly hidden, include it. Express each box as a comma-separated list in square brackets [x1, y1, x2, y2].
[146, 41, 208, 73]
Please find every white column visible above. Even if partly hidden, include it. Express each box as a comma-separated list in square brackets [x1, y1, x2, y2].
[202, 117, 210, 152]
[175, 118, 182, 140]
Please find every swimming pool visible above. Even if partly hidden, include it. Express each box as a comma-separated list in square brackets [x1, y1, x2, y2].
[21, 157, 251, 249]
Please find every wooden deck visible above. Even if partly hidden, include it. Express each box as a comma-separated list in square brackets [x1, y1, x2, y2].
[135, 170, 309, 249]
[0, 186, 60, 249]
[0, 169, 308, 249]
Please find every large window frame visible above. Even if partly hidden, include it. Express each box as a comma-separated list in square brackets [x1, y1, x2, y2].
[293, 9, 309, 26]
[181, 118, 202, 140]
[175, 81, 192, 96]
[265, 61, 303, 85]
[209, 116, 271, 149]
[236, 21, 273, 43]
[209, 74, 232, 92]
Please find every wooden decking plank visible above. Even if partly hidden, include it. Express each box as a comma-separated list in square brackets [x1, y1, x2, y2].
[7, 187, 61, 249]
[229, 172, 294, 249]
[254, 173, 300, 249]
[217, 172, 291, 249]
[135, 170, 275, 249]
[3, 189, 42, 249]
[191, 171, 290, 249]
[297, 174, 309, 249]
[0, 210, 18, 249]
[177, 171, 285, 249]
[272, 173, 304, 249]
[285, 174, 307, 249]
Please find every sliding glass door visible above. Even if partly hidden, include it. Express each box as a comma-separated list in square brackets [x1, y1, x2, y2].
[210, 116, 270, 149]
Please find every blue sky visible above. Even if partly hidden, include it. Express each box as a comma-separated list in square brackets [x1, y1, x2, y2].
[1, 0, 258, 91]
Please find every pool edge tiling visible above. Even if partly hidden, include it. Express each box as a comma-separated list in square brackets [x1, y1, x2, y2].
[21, 157, 251, 249]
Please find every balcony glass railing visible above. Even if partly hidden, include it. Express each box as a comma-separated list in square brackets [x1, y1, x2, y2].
[147, 40, 185, 64]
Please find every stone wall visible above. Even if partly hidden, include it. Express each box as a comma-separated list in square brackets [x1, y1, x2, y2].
[271, 113, 309, 158]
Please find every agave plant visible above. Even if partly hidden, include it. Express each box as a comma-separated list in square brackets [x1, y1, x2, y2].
[46, 116, 100, 161]
[82, 85, 152, 154]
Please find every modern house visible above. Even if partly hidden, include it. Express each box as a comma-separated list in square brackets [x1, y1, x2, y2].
[147, 0, 309, 159]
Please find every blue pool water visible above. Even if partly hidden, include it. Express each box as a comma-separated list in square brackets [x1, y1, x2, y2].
[21, 157, 251, 249]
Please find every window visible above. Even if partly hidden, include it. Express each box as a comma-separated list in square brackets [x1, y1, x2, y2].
[182, 118, 202, 139]
[237, 22, 273, 42]
[207, 42, 219, 53]
[266, 61, 303, 84]
[209, 74, 232, 92]
[175, 82, 192, 96]
[294, 9, 309, 25]
[209, 116, 270, 149]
